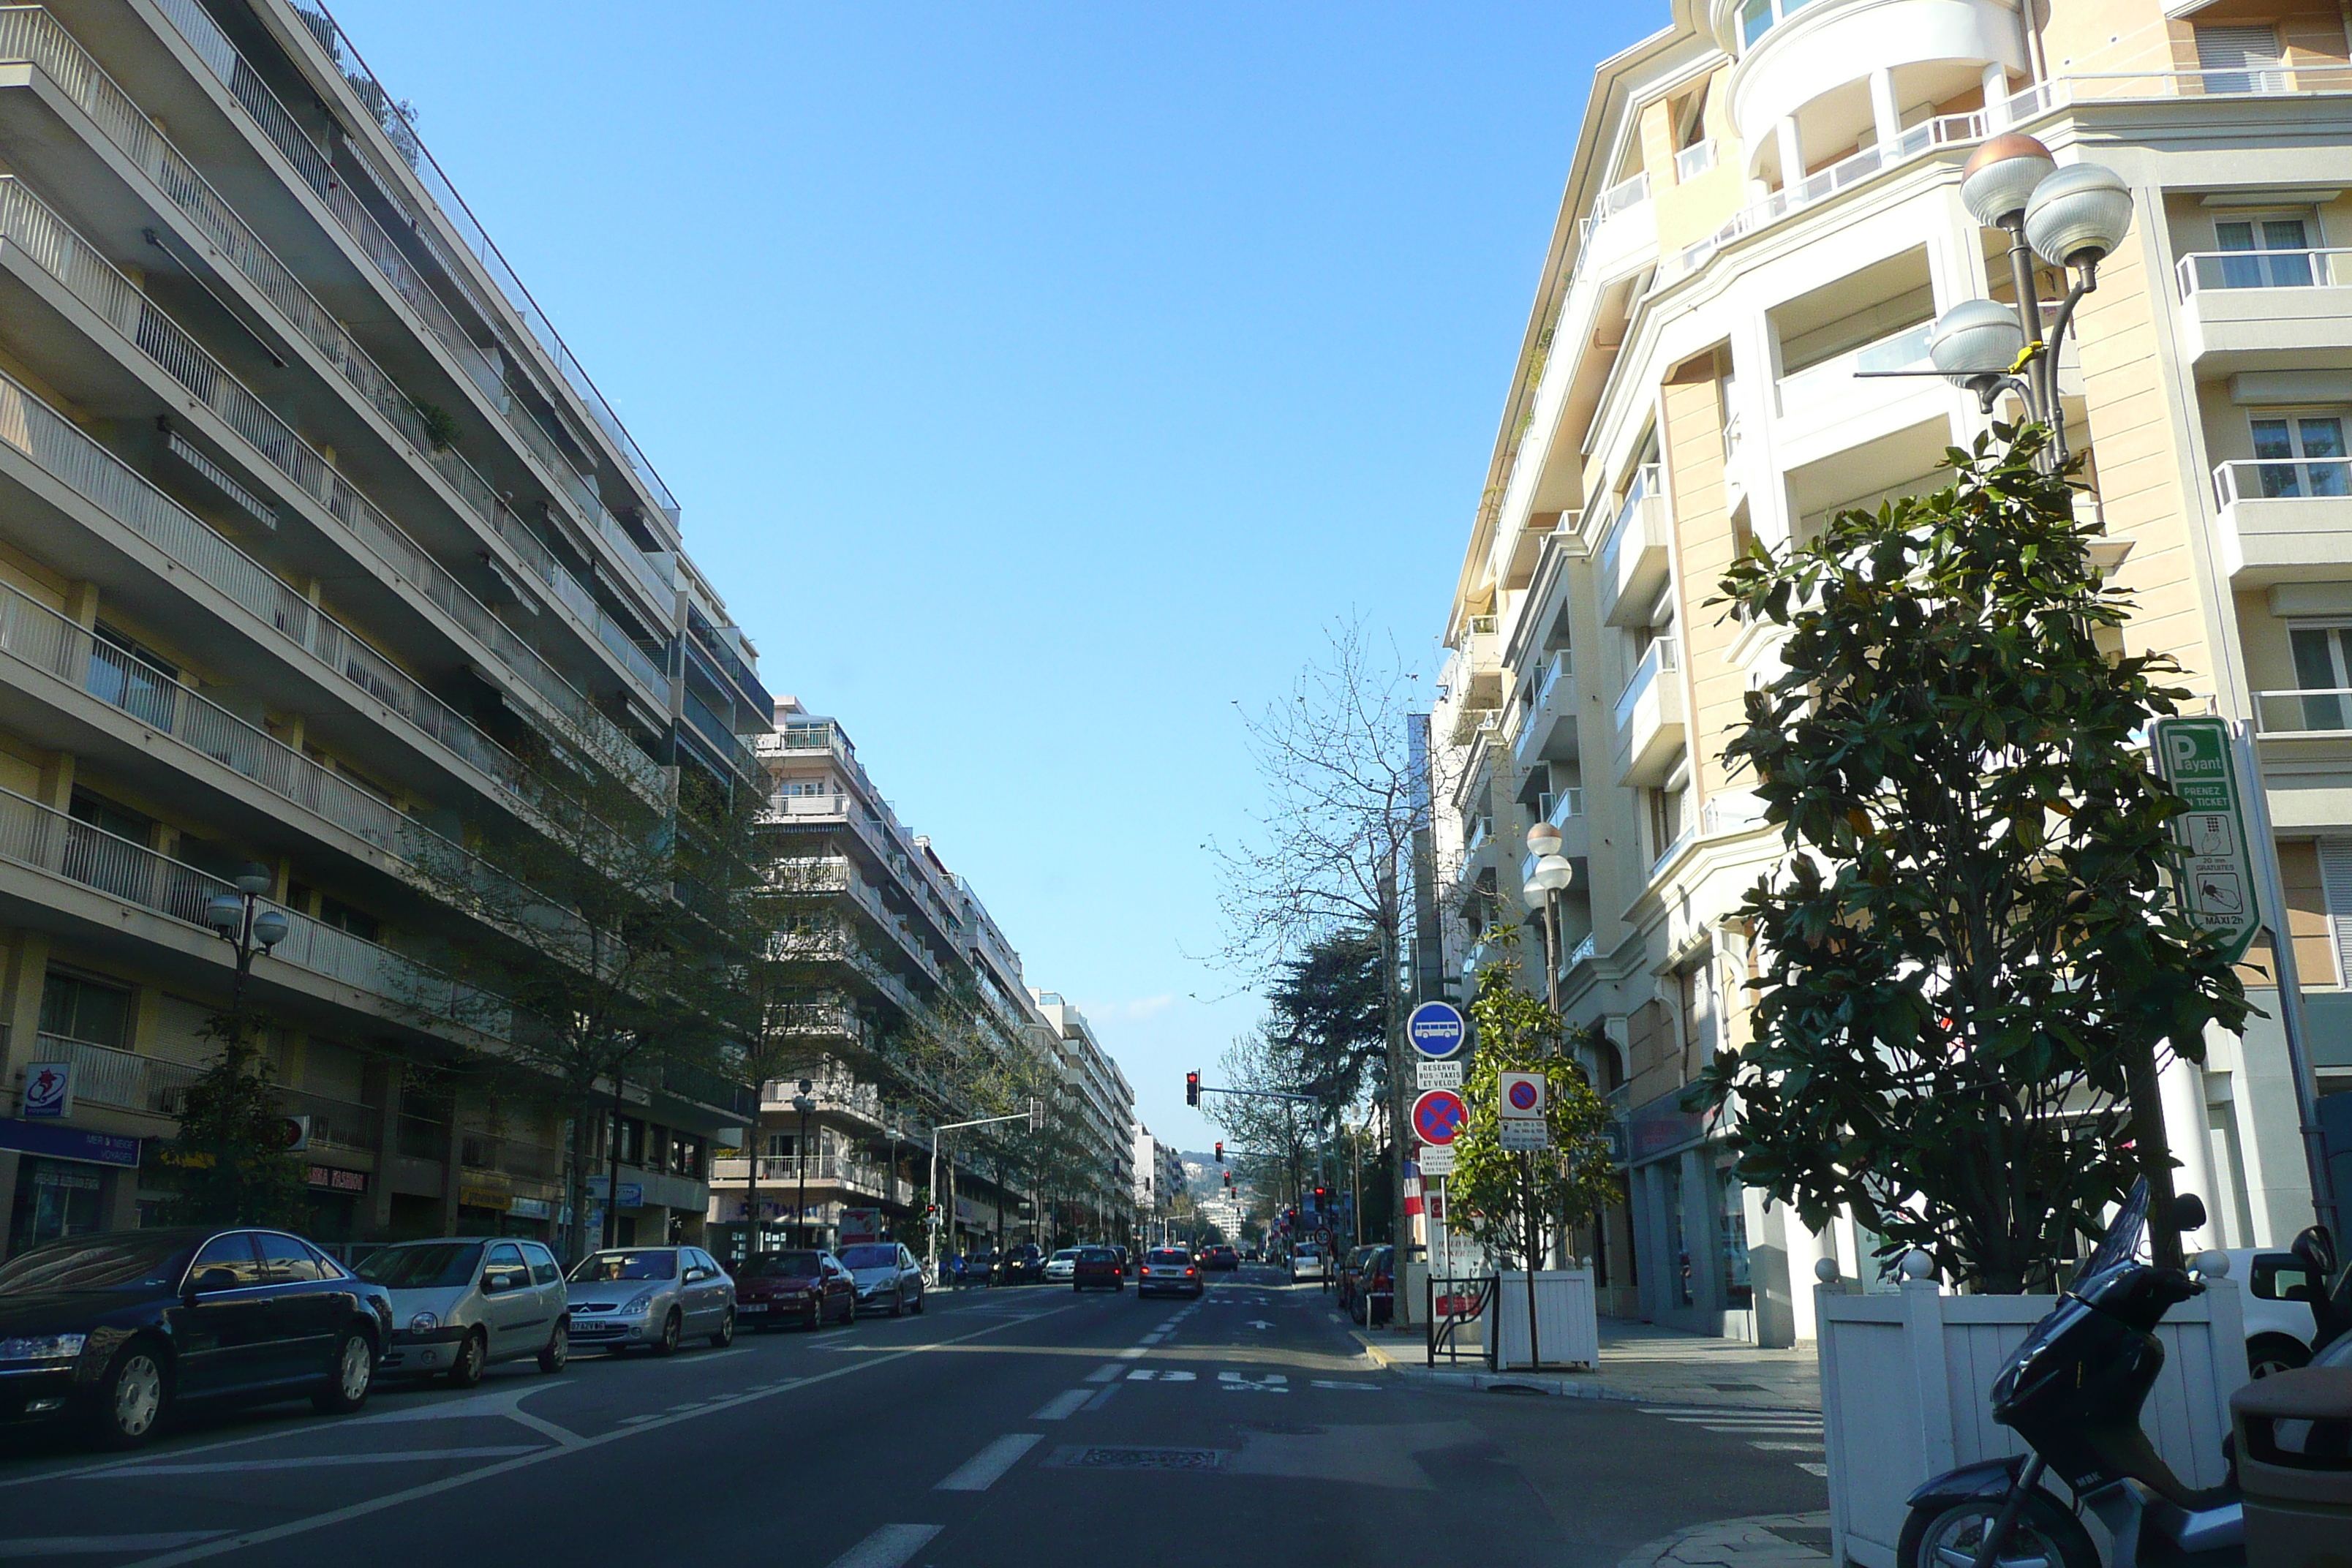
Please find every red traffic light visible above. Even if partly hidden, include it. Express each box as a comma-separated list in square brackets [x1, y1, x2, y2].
[1185, 1071, 1200, 1107]
[1213, 1142, 1224, 1163]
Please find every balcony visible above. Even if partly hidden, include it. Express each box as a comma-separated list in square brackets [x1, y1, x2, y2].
[1597, 467, 1669, 627]
[2176, 250, 2352, 369]
[708, 1153, 913, 1206]
[42, 1032, 200, 1116]
[1510, 649, 1580, 768]
[1701, 791, 1772, 837]
[2256, 687, 2352, 739]
[1774, 323, 1942, 461]
[2212, 461, 2352, 586]
[1613, 637, 1685, 787]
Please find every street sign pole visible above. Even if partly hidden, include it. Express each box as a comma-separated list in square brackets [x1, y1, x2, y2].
[2231, 722, 2341, 1242]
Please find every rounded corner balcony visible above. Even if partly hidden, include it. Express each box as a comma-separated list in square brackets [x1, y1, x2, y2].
[1713, 0, 2025, 181]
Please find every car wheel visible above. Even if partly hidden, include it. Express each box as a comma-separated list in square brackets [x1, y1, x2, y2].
[538, 1321, 568, 1374]
[805, 1303, 821, 1330]
[710, 1308, 736, 1349]
[447, 1329, 487, 1389]
[890, 1290, 904, 1319]
[2249, 1333, 2311, 1379]
[312, 1328, 375, 1415]
[78, 1340, 170, 1450]
[649, 1310, 682, 1357]
[912, 1287, 924, 1315]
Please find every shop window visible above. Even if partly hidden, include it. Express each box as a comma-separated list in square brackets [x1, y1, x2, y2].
[5, 1158, 106, 1256]
[39, 968, 132, 1049]
[1665, 1163, 1694, 1306]
[1718, 1163, 1754, 1309]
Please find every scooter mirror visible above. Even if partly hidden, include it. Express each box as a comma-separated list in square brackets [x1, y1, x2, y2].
[2171, 1192, 2208, 1235]
[2291, 1224, 2338, 1284]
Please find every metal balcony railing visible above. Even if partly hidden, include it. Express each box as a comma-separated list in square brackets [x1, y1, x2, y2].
[2255, 688, 2352, 736]
[282, 1088, 384, 1152]
[0, 182, 665, 778]
[41, 1032, 201, 1115]
[2215, 459, 2352, 505]
[2177, 248, 2352, 296]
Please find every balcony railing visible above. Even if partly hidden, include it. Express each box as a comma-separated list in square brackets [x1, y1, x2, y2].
[1582, 171, 1651, 241]
[1598, 465, 1663, 587]
[42, 1032, 201, 1115]
[2215, 459, 2351, 505]
[1777, 320, 1935, 411]
[1615, 637, 1681, 733]
[285, 3, 681, 524]
[1534, 647, 1575, 706]
[1673, 140, 1718, 181]
[2177, 248, 2352, 296]
[1547, 786, 1586, 825]
[1701, 793, 1770, 835]
[2256, 688, 2352, 736]
[1565, 933, 1597, 970]
[284, 1088, 385, 1153]
[0, 368, 546, 800]
[709, 1153, 905, 1201]
[0, 182, 663, 780]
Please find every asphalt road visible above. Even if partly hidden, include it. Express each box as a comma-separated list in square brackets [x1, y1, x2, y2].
[0, 1264, 1824, 1567]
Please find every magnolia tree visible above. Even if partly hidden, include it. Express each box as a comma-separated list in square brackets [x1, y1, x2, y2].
[1696, 425, 2248, 1292]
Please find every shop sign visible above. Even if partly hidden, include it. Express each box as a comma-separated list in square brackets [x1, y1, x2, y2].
[509, 1196, 551, 1220]
[587, 1176, 644, 1207]
[459, 1186, 512, 1210]
[23, 1062, 72, 1118]
[1627, 1091, 1711, 1164]
[306, 1165, 369, 1194]
[0, 1117, 140, 1167]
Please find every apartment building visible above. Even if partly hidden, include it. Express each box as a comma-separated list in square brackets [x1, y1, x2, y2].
[713, 700, 1075, 1259]
[1031, 992, 1138, 1240]
[0, 0, 774, 1256]
[1134, 1125, 1185, 1220]
[1427, 0, 2351, 1343]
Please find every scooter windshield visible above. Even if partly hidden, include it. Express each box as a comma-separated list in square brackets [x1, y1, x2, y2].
[2069, 1177, 2150, 1294]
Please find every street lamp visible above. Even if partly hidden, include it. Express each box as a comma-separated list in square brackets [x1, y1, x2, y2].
[1927, 134, 2135, 467]
[791, 1079, 814, 1249]
[203, 863, 288, 1047]
[1520, 826, 1576, 1014]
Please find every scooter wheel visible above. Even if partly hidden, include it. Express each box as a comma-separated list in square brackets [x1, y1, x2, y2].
[1898, 1493, 2098, 1568]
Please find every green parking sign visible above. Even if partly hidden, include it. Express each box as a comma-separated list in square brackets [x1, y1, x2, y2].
[2152, 717, 2261, 964]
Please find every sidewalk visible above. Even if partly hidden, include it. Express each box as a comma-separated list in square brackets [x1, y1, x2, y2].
[1348, 1314, 1822, 1411]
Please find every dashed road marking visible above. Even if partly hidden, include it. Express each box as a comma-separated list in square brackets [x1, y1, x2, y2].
[1084, 1363, 1124, 1383]
[935, 1433, 1042, 1492]
[823, 1523, 941, 1568]
[1030, 1389, 1093, 1421]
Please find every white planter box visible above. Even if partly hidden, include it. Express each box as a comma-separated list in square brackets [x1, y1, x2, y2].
[1818, 1279, 2247, 1568]
[1492, 1268, 1599, 1370]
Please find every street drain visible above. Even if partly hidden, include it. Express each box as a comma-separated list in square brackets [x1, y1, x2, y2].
[1052, 1446, 1227, 1471]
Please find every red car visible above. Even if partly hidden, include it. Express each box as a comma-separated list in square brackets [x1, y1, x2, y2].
[731, 1250, 856, 1330]
[1071, 1246, 1125, 1292]
[1137, 1246, 1204, 1298]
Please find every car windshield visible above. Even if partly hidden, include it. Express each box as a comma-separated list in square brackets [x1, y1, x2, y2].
[357, 1242, 483, 1289]
[737, 1252, 826, 1278]
[0, 1232, 195, 1295]
[1052, 1249, 1079, 1261]
[568, 1250, 677, 1283]
[1147, 1250, 1191, 1264]
[1077, 1248, 1115, 1262]
[837, 1245, 898, 1269]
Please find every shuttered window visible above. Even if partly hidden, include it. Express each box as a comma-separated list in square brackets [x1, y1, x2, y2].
[2317, 837, 2352, 986]
[2196, 26, 2286, 94]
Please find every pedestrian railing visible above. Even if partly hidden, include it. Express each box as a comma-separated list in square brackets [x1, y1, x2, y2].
[1426, 1273, 1497, 1368]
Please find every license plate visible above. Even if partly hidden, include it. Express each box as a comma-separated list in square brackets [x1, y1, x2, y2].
[739, 1303, 768, 1313]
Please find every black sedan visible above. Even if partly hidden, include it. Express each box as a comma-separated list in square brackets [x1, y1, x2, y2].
[992, 1243, 1045, 1286]
[0, 1226, 393, 1449]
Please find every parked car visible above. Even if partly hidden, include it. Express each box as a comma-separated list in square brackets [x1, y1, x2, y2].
[1043, 1248, 1081, 1284]
[1351, 1246, 1395, 1326]
[2233, 1245, 2338, 1376]
[358, 1237, 569, 1385]
[565, 1245, 735, 1354]
[0, 1226, 391, 1449]
[992, 1243, 1045, 1286]
[1205, 1245, 1240, 1272]
[837, 1243, 925, 1316]
[1291, 1245, 1328, 1284]
[1138, 1246, 1205, 1298]
[1335, 1245, 1375, 1311]
[1071, 1246, 1124, 1292]
[731, 1249, 856, 1330]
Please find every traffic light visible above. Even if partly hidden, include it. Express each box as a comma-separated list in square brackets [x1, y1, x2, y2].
[1185, 1071, 1200, 1107]
[1213, 1142, 1224, 1164]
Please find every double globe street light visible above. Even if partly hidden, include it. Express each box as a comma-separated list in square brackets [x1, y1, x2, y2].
[203, 863, 288, 1046]
[1521, 820, 1578, 1014]
[1924, 134, 2137, 470]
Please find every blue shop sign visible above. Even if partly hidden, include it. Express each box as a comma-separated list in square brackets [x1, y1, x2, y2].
[0, 1117, 143, 1168]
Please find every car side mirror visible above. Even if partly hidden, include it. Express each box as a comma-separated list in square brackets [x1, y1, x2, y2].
[480, 1273, 508, 1294]
[186, 1265, 238, 1297]
[2291, 1225, 2338, 1285]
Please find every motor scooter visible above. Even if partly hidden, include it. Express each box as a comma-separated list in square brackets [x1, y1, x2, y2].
[1897, 1182, 2352, 1568]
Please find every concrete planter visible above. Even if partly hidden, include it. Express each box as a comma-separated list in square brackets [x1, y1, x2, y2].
[1492, 1268, 1600, 1370]
[1817, 1278, 2247, 1568]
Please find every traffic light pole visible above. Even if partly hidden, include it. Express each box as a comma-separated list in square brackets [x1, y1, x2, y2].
[927, 1101, 1044, 1288]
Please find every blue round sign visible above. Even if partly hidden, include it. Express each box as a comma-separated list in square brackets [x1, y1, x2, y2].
[1407, 1000, 1466, 1060]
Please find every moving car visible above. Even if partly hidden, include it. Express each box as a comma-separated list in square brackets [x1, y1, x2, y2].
[359, 1237, 569, 1385]
[837, 1243, 925, 1316]
[1071, 1246, 1124, 1291]
[1205, 1245, 1240, 1272]
[731, 1249, 856, 1330]
[565, 1245, 736, 1354]
[992, 1243, 1045, 1286]
[1137, 1246, 1205, 1298]
[0, 1226, 391, 1449]
[1042, 1248, 1080, 1284]
[1291, 1245, 1328, 1283]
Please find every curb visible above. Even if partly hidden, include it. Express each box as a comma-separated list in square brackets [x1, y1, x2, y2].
[1616, 1511, 1833, 1568]
[1349, 1328, 1643, 1402]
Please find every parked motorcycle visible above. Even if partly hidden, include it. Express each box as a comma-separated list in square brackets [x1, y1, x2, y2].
[1897, 1181, 2352, 1568]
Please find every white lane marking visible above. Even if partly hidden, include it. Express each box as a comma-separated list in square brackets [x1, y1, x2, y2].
[116, 1308, 1074, 1568]
[1139, 1334, 1166, 1344]
[1126, 1370, 1195, 1382]
[1031, 1389, 1093, 1421]
[823, 1524, 941, 1568]
[91, 1447, 544, 1477]
[0, 1537, 229, 1558]
[934, 1433, 1042, 1492]
[1084, 1364, 1124, 1384]
[1797, 1462, 1831, 1477]
[1082, 1384, 1120, 1412]
[1311, 1380, 1381, 1390]
[1216, 1372, 1288, 1393]
[1115, 1346, 1147, 1360]
[1753, 1442, 1828, 1452]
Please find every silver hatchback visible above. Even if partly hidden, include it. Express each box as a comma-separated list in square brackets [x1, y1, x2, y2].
[360, 1237, 571, 1386]
[565, 1245, 736, 1355]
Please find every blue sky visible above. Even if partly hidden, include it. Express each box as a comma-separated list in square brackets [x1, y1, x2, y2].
[330, 0, 1651, 1151]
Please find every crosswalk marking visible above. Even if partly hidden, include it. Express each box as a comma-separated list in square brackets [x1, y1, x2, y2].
[1635, 1405, 1826, 1475]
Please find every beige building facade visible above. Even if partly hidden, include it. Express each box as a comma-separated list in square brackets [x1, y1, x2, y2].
[1429, 0, 2351, 1342]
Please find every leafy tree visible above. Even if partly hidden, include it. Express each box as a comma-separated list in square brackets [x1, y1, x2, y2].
[1265, 928, 1389, 1111]
[1698, 425, 2249, 1292]
[159, 1014, 309, 1228]
[1449, 939, 1618, 1273]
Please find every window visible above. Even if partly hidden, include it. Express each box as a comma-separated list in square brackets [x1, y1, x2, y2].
[2253, 412, 2349, 498]
[186, 1232, 263, 1290]
[2289, 625, 2352, 729]
[484, 1243, 529, 1292]
[522, 1243, 561, 1286]
[86, 625, 178, 731]
[609, 1115, 645, 1166]
[670, 1131, 706, 1179]
[2216, 214, 2316, 288]
[2196, 24, 2285, 94]
[1717, 1164, 1754, 1309]
[1648, 786, 1686, 864]
[317, 895, 379, 943]
[39, 968, 132, 1049]
[257, 1232, 323, 1284]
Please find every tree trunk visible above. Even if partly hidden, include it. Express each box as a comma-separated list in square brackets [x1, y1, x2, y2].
[2124, 1041, 2185, 1271]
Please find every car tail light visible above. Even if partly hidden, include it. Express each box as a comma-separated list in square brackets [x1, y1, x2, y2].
[1139, 1267, 1151, 1275]
[1185, 1267, 1196, 1276]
